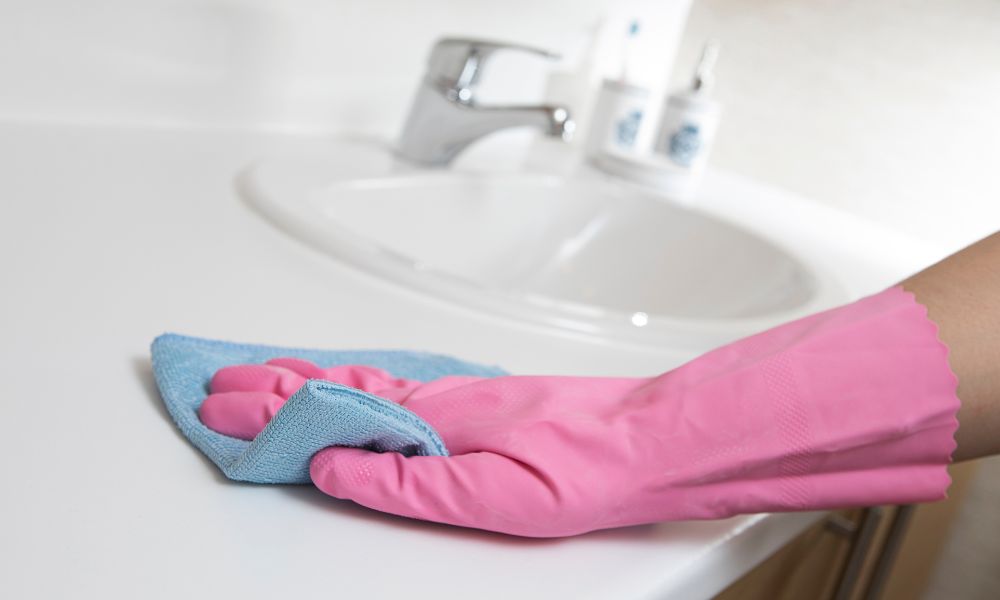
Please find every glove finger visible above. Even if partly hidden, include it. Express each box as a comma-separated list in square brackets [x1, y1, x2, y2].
[309, 447, 564, 537]
[266, 358, 424, 398]
[368, 374, 486, 406]
[322, 364, 423, 394]
[211, 364, 307, 398]
[264, 357, 326, 379]
[198, 391, 286, 440]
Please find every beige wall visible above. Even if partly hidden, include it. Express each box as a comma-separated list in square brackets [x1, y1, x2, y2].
[674, 0, 1000, 251]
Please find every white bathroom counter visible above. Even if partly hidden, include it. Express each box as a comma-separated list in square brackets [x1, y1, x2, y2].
[0, 121, 945, 599]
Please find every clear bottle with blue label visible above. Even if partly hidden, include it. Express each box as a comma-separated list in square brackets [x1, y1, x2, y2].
[585, 79, 650, 157]
[654, 41, 721, 177]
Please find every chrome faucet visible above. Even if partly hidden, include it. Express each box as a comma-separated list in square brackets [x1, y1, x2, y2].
[396, 38, 574, 167]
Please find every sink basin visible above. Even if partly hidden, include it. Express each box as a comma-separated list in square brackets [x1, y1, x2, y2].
[240, 139, 843, 346]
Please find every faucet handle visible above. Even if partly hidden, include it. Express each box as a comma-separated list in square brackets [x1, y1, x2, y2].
[425, 37, 560, 97]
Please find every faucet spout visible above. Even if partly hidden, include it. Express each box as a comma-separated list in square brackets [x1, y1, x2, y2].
[395, 37, 574, 167]
[485, 104, 574, 139]
[397, 85, 573, 167]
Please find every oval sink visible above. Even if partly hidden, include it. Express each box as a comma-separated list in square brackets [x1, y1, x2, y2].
[240, 141, 842, 346]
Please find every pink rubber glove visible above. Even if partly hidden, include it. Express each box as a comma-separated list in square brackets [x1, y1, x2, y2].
[203, 287, 959, 537]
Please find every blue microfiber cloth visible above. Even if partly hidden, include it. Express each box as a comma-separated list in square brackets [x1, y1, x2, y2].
[151, 333, 507, 484]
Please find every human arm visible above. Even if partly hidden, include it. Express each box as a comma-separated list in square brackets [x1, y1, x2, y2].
[903, 231, 1000, 461]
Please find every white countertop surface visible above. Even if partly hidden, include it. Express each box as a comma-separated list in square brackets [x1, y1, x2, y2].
[0, 120, 944, 599]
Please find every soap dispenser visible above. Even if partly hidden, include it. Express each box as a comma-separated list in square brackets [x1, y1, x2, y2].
[654, 40, 722, 176]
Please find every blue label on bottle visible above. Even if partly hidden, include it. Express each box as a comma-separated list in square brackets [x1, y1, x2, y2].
[615, 110, 643, 148]
[668, 123, 702, 167]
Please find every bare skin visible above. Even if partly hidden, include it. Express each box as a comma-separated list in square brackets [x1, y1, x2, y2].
[902, 232, 1000, 462]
